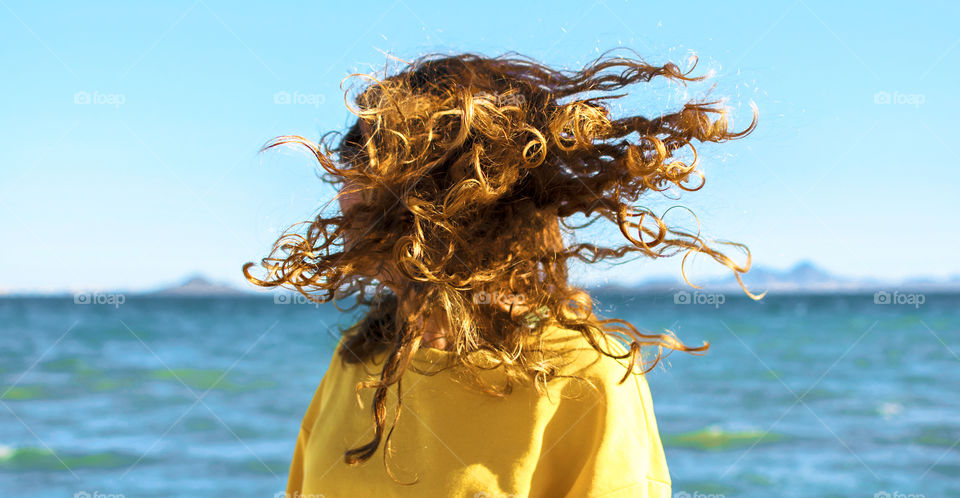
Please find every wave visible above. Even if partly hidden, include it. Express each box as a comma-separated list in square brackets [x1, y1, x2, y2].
[0, 445, 140, 471]
[661, 425, 786, 451]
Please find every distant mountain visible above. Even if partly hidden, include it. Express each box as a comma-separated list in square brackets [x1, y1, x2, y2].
[711, 261, 879, 292]
[742, 261, 833, 286]
[591, 261, 960, 294]
[145, 275, 253, 297]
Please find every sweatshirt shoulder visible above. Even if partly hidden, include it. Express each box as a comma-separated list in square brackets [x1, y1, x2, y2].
[536, 324, 638, 387]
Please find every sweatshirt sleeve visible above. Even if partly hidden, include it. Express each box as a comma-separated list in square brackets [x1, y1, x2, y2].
[285, 427, 310, 496]
[284, 348, 341, 497]
[529, 353, 672, 498]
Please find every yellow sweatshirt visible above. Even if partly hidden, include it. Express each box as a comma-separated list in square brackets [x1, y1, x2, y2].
[285, 325, 672, 497]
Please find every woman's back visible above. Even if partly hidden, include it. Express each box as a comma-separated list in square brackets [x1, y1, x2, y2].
[287, 324, 671, 497]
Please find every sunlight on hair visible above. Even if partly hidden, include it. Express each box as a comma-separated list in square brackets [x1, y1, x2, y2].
[243, 49, 760, 476]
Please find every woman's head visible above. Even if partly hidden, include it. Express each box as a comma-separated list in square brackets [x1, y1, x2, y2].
[244, 49, 758, 470]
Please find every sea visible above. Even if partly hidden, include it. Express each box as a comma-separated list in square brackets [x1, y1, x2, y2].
[1, 291, 957, 497]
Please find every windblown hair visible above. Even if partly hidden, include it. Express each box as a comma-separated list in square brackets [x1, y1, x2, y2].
[244, 49, 759, 474]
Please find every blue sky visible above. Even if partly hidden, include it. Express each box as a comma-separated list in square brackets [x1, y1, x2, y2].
[1, 0, 958, 293]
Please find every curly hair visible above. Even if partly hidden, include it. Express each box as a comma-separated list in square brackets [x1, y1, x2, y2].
[243, 49, 759, 474]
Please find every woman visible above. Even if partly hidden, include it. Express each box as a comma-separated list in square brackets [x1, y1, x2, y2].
[245, 50, 758, 497]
